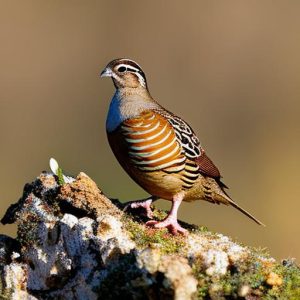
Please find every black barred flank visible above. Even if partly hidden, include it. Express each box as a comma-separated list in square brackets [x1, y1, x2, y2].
[153, 108, 202, 159]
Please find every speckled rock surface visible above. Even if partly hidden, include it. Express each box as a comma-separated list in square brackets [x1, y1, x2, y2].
[0, 172, 299, 299]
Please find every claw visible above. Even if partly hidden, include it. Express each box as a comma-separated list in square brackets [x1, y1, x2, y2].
[146, 219, 187, 235]
[124, 198, 154, 219]
[145, 192, 187, 235]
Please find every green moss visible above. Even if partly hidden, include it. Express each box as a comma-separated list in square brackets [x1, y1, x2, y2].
[123, 215, 185, 254]
[267, 262, 300, 300]
[0, 291, 12, 299]
[151, 208, 168, 220]
[194, 272, 209, 299]
[190, 225, 209, 234]
[190, 246, 300, 299]
[250, 246, 271, 259]
[56, 167, 65, 185]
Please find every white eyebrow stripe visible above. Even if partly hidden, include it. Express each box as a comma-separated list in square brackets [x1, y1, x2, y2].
[118, 59, 143, 69]
[116, 63, 140, 73]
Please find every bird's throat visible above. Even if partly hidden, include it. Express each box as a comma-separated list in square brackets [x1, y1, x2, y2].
[106, 89, 158, 132]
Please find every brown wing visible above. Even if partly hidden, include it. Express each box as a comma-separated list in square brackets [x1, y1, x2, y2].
[153, 108, 221, 178]
[195, 152, 221, 179]
[153, 107, 229, 188]
[196, 151, 229, 190]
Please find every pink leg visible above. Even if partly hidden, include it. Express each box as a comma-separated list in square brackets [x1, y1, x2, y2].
[146, 193, 187, 235]
[124, 196, 158, 219]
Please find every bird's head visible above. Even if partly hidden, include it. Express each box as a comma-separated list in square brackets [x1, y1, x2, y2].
[100, 58, 147, 89]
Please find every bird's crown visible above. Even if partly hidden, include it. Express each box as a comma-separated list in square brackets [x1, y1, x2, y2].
[101, 58, 147, 89]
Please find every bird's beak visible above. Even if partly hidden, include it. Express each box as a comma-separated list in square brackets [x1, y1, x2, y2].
[100, 67, 112, 78]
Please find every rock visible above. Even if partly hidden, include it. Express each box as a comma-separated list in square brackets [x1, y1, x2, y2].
[0, 171, 299, 299]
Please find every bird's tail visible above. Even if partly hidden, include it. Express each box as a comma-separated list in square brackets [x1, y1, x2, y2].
[214, 181, 265, 226]
[226, 197, 265, 226]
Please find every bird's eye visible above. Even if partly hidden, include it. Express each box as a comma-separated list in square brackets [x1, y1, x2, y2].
[117, 66, 126, 73]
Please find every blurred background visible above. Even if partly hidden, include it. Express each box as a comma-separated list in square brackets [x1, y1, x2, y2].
[0, 1, 299, 261]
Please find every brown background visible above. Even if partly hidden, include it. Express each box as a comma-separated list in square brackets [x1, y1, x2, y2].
[0, 1, 299, 260]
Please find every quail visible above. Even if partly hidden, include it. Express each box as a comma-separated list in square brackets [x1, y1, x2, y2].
[100, 58, 264, 234]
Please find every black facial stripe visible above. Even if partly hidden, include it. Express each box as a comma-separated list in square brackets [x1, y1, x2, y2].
[127, 68, 146, 82]
[126, 67, 138, 73]
[138, 70, 146, 78]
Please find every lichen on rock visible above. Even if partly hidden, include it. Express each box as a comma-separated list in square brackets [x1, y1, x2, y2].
[0, 171, 299, 299]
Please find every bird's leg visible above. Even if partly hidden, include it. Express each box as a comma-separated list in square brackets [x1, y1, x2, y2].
[124, 196, 159, 219]
[146, 192, 187, 235]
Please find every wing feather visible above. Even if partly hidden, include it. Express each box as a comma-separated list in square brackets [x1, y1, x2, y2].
[154, 108, 224, 181]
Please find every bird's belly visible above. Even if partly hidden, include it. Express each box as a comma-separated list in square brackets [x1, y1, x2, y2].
[131, 170, 210, 202]
[128, 168, 184, 200]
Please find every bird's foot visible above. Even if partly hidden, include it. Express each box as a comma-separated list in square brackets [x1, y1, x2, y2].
[124, 198, 154, 219]
[146, 218, 187, 235]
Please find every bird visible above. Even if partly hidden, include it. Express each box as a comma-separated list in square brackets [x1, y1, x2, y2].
[100, 58, 264, 235]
